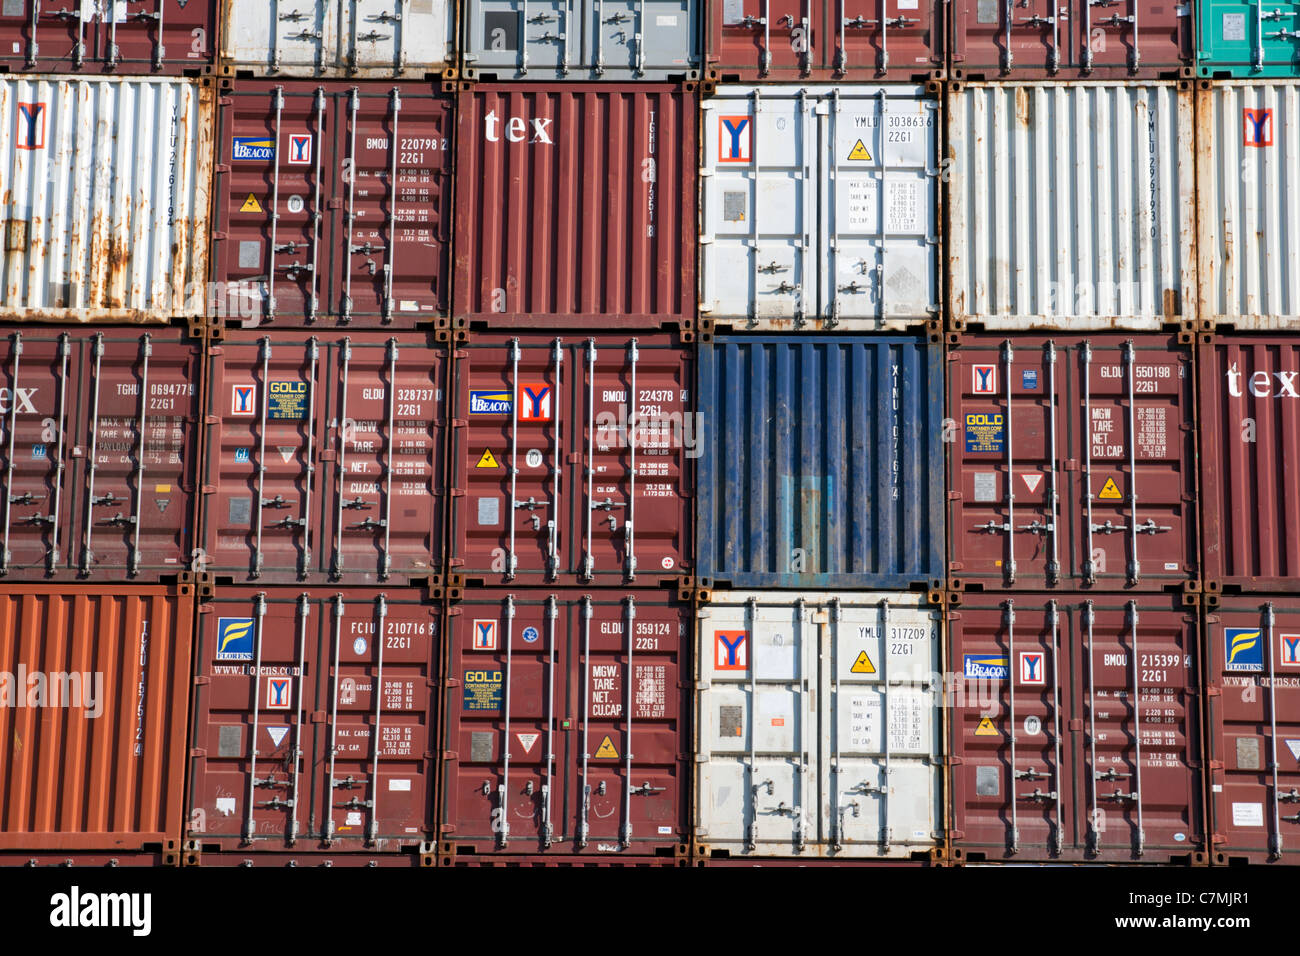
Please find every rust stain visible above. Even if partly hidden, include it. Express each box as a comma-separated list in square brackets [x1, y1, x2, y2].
[1163, 288, 1180, 318]
[1015, 87, 1030, 129]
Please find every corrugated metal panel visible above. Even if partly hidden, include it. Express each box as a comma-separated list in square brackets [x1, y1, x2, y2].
[948, 594, 1205, 864]
[0, 584, 193, 855]
[0, 76, 212, 322]
[462, 0, 700, 81]
[219, 0, 455, 77]
[948, 81, 1195, 331]
[454, 83, 697, 329]
[950, 1, 1194, 80]
[705, 0, 943, 82]
[697, 335, 944, 590]
[1196, 1, 1300, 78]
[699, 85, 940, 332]
[694, 591, 942, 860]
[1198, 336, 1300, 590]
[1196, 81, 1300, 328]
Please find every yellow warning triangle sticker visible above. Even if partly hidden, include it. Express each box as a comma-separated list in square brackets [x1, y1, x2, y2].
[975, 717, 999, 737]
[240, 193, 264, 213]
[1098, 476, 1123, 500]
[593, 734, 619, 759]
[850, 650, 876, 674]
[847, 139, 872, 161]
[475, 448, 502, 468]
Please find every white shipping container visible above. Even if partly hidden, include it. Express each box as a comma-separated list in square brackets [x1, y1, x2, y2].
[220, 0, 456, 77]
[948, 81, 1196, 331]
[699, 85, 940, 331]
[1197, 81, 1300, 330]
[0, 76, 212, 323]
[694, 591, 943, 860]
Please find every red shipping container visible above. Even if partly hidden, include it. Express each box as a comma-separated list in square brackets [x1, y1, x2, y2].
[0, 0, 216, 75]
[454, 83, 696, 330]
[949, 1, 1193, 80]
[447, 332, 694, 588]
[210, 79, 453, 328]
[199, 329, 449, 586]
[0, 327, 201, 582]
[1199, 336, 1300, 593]
[1204, 598, 1300, 866]
[439, 589, 689, 859]
[947, 332, 1198, 592]
[948, 593, 1206, 864]
[185, 587, 439, 861]
[0, 584, 193, 863]
[705, 0, 944, 82]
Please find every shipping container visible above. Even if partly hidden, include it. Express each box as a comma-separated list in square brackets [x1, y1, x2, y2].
[185, 588, 439, 860]
[1199, 336, 1300, 591]
[454, 83, 696, 330]
[439, 589, 690, 857]
[1197, 1, 1300, 78]
[948, 593, 1205, 864]
[950, 1, 1193, 80]
[697, 335, 944, 591]
[184, 849, 427, 866]
[947, 332, 1198, 592]
[1203, 597, 1300, 865]
[220, 0, 456, 78]
[947, 81, 1196, 332]
[210, 79, 453, 329]
[1195, 80, 1300, 329]
[699, 84, 940, 332]
[0, 76, 212, 323]
[448, 332, 693, 588]
[704, 0, 943, 82]
[0, 327, 202, 581]
[694, 591, 943, 860]
[198, 330, 449, 586]
[0, 584, 193, 861]
[0, 0, 217, 75]
[440, 854, 685, 866]
[462, 0, 699, 81]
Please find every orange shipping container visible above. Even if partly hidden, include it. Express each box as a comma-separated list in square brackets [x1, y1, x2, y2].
[0, 585, 193, 864]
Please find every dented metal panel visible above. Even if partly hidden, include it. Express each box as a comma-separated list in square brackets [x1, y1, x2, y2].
[220, 0, 455, 78]
[0, 76, 212, 322]
[0, 584, 193, 854]
[439, 588, 689, 857]
[700, 85, 940, 332]
[694, 591, 942, 860]
[948, 81, 1195, 331]
[948, 594, 1205, 864]
[199, 330, 449, 585]
[186, 587, 439, 858]
[454, 83, 696, 328]
[1196, 81, 1300, 329]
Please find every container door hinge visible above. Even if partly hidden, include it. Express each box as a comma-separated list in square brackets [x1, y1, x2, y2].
[190, 748, 207, 758]
[1206, 685, 1221, 698]
[211, 231, 228, 241]
[201, 484, 216, 495]
[446, 677, 462, 688]
[193, 676, 211, 686]
[1068, 719, 1084, 731]
[442, 751, 459, 761]
[1208, 760, 1224, 771]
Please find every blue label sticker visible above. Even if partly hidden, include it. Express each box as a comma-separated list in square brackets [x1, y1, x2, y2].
[469, 390, 512, 415]
[463, 669, 503, 710]
[964, 412, 1004, 454]
[216, 617, 255, 660]
[1225, 628, 1264, 672]
[268, 380, 307, 419]
[31, 444, 46, 459]
[235, 447, 250, 462]
[522, 626, 539, 644]
[964, 654, 1009, 680]
[1022, 369, 1038, 390]
[232, 137, 275, 161]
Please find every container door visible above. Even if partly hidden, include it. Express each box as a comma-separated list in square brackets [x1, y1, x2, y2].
[1199, 0, 1300, 75]
[711, 0, 815, 78]
[225, 2, 340, 74]
[588, 0, 697, 78]
[102, 0, 213, 71]
[951, 0, 1065, 76]
[832, 0, 938, 76]
[464, 0, 574, 77]
[1073, 0, 1190, 75]
[700, 89, 811, 322]
[1, 0, 95, 69]
[342, 0, 447, 73]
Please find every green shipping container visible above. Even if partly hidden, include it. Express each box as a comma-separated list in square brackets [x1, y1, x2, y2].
[1198, 1, 1300, 77]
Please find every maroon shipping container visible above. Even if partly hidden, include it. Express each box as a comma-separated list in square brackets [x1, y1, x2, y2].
[0, 327, 200, 581]
[439, 589, 689, 859]
[947, 333, 1198, 592]
[1199, 336, 1300, 593]
[199, 330, 449, 586]
[948, 593, 1206, 864]
[447, 332, 693, 588]
[454, 83, 696, 330]
[949, 1, 1193, 80]
[210, 80, 453, 328]
[440, 855, 685, 867]
[186, 588, 439, 861]
[0, 584, 193, 863]
[0, 0, 216, 75]
[705, 0, 943, 82]
[1204, 598, 1300, 866]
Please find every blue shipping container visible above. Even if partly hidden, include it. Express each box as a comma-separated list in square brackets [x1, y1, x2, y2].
[697, 336, 945, 591]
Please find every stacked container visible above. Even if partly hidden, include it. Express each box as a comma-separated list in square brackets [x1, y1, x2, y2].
[943, 5, 1208, 866]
